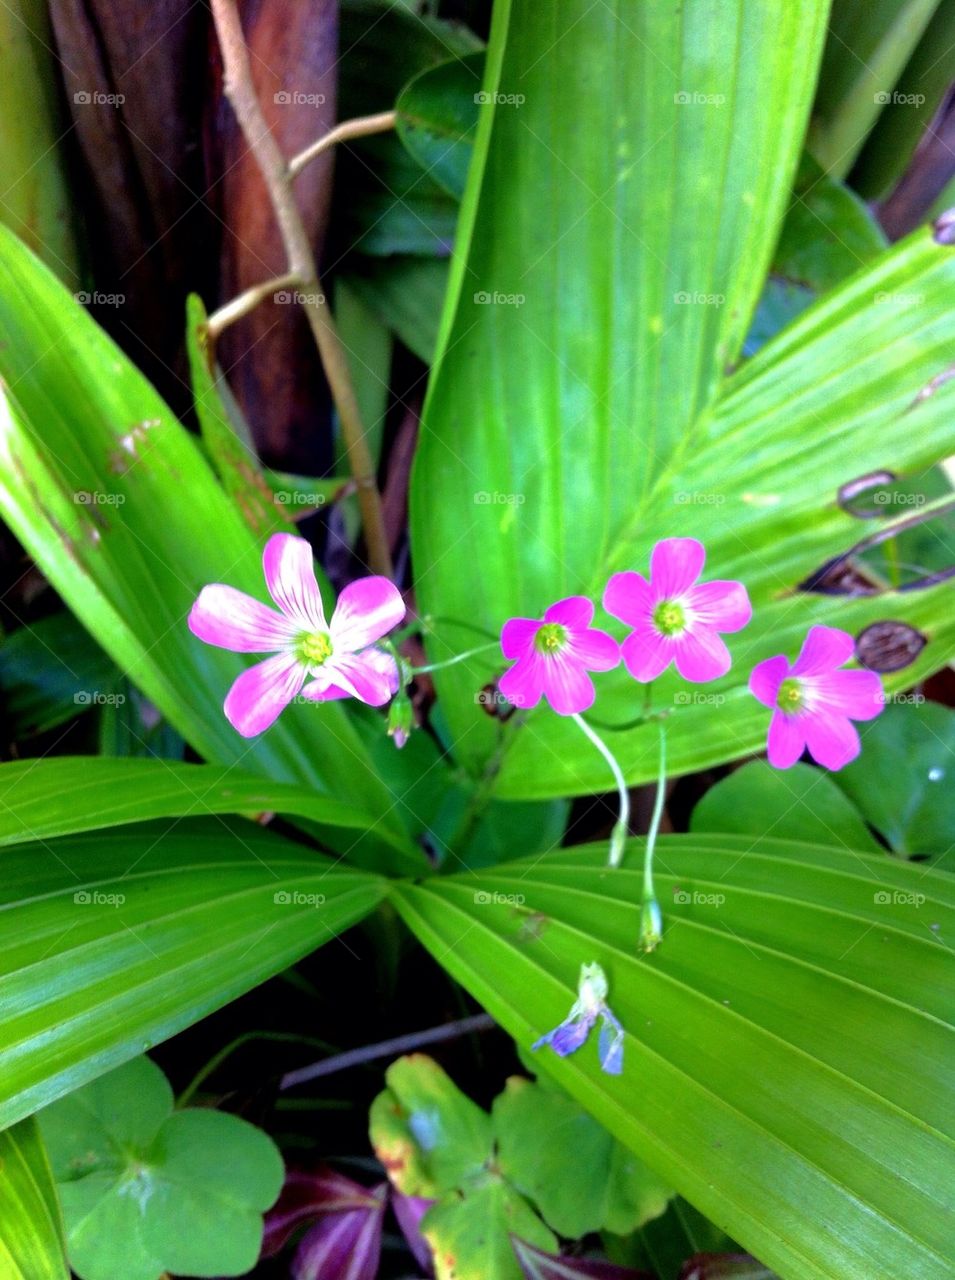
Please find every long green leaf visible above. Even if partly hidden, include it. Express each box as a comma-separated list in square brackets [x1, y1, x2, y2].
[392, 838, 955, 1280]
[0, 758, 420, 869]
[0, 820, 385, 1127]
[0, 1117, 69, 1280]
[408, 0, 955, 796]
[0, 225, 401, 837]
[410, 0, 829, 780]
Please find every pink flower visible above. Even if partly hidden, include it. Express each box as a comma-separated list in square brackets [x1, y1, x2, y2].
[604, 537, 751, 683]
[749, 625, 883, 770]
[498, 596, 619, 715]
[188, 533, 405, 737]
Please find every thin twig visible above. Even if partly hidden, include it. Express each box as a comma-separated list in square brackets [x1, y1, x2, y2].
[209, 0, 393, 577]
[205, 271, 299, 342]
[289, 110, 397, 180]
[279, 1013, 496, 1091]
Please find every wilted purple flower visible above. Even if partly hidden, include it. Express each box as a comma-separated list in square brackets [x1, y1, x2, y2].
[262, 1166, 386, 1280]
[604, 538, 751, 683]
[533, 962, 624, 1075]
[749, 625, 883, 770]
[189, 533, 405, 736]
[512, 1234, 653, 1278]
[498, 596, 619, 714]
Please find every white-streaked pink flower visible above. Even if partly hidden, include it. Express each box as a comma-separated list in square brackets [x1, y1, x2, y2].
[749, 625, 883, 770]
[604, 537, 751, 683]
[498, 596, 619, 715]
[188, 533, 405, 737]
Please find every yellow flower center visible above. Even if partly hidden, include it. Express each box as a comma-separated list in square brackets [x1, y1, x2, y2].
[300, 632, 333, 665]
[653, 600, 685, 636]
[535, 623, 567, 653]
[776, 677, 803, 713]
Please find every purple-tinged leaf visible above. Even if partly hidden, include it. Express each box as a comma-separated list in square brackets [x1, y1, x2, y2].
[393, 1192, 435, 1275]
[679, 1254, 778, 1280]
[262, 1166, 382, 1257]
[292, 1183, 387, 1280]
[512, 1236, 653, 1280]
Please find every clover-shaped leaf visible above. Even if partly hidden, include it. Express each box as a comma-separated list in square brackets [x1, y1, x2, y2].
[39, 1055, 283, 1280]
[494, 1076, 673, 1239]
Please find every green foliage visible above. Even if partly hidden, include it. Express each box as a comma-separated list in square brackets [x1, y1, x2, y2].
[391, 838, 955, 1280]
[0, 1118, 69, 1280]
[689, 760, 882, 851]
[0, 613, 117, 738]
[832, 700, 955, 859]
[39, 1055, 283, 1280]
[410, 0, 955, 797]
[495, 1076, 673, 1238]
[0, 820, 385, 1127]
[396, 55, 483, 200]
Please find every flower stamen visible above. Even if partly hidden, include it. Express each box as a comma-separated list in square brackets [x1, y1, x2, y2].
[535, 622, 567, 653]
[776, 676, 803, 714]
[300, 631, 333, 666]
[652, 599, 685, 636]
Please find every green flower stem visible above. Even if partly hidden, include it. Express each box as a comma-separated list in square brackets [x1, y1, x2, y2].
[639, 718, 668, 952]
[572, 713, 631, 868]
[409, 640, 500, 675]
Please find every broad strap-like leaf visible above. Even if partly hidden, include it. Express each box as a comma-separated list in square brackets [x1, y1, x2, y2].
[0, 1117, 69, 1280]
[0, 224, 400, 836]
[0, 757, 421, 870]
[410, 0, 830, 771]
[0, 820, 385, 1127]
[391, 838, 955, 1280]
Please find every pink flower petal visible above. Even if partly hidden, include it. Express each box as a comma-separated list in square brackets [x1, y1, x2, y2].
[810, 668, 884, 721]
[262, 534, 327, 630]
[791, 625, 855, 676]
[315, 648, 400, 707]
[767, 710, 806, 768]
[672, 628, 731, 682]
[686, 580, 752, 633]
[188, 585, 298, 653]
[803, 712, 861, 770]
[300, 682, 351, 703]
[650, 537, 705, 597]
[329, 577, 405, 652]
[620, 630, 673, 682]
[567, 627, 620, 671]
[541, 652, 595, 714]
[603, 571, 654, 625]
[749, 654, 790, 708]
[224, 652, 305, 737]
[544, 596, 594, 629]
[499, 655, 545, 709]
[501, 617, 541, 660]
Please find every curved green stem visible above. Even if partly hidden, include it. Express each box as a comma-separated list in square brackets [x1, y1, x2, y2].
[639, 719, 668, 952]
[410, 641, 499, 675]
[572, 713, 630, 868]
